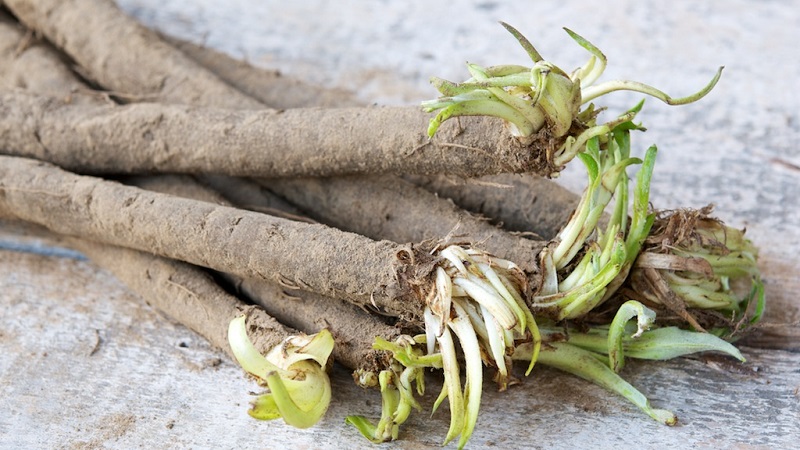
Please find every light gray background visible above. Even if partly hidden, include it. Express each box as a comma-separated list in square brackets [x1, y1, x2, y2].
[1, 1, 798, 448]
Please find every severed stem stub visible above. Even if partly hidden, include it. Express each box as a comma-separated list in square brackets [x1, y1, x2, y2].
[349, 244, 540, 449]
[627, 205, 765, 333]
[228, 314, 335, 429]
[532, 109, 655, 321]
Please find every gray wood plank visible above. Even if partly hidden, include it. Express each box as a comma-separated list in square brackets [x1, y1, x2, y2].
[1, 249, 798, 449]
[2, 0, 799, 448]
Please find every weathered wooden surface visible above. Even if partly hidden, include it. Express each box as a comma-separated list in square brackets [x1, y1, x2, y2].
[1, 0, 799, 448]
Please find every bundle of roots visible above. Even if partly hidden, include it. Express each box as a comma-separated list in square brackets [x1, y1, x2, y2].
[0, 2, 763, 448]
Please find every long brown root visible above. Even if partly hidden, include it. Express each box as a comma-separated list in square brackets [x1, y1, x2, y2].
[163, 34, 360, 109]
[68, 238, 291, 359]
[129, 174, 405, 373]
[261, 175, 546, 275]
[0, 10, 410, 374]
[406, 173, 580, 240]
[0, 155, 427, 321]
[3, 0, 262, 108]
[0, 90, 553, 177]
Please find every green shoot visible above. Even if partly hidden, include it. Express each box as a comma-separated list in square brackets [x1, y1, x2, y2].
[533, 114, 656, 321]
[347, 335, 434, 443]
[515, 341, 677, 425]
[629, 206, 765, 332]
[349, 245, 540, 448]
[607, 300, 656, 372]
[557, 322, 745, 363]
[227, 315, 334, 429]
[422, 23, 719, 174]
[514, 303, 745, 426]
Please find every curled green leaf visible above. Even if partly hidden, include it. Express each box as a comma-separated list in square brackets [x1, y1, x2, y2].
[347, 337, 430, 443]
[608, 301, 656, 372]
[623, 327, 745, 362]
[422, 23, 718, 175]
[581, 67, 724, 106]
[514, 341, 677, 425]
[227, 315, 334, 429]
[542, 323, 746, 363]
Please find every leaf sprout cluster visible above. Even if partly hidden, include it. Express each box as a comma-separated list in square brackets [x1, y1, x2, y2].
[226, 23, 762, 449]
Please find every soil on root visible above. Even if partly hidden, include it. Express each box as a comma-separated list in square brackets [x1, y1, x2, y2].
[129, 173, 405, 372]
[261, 175, 547, 276]
[164, 34, 360, 109]
[406, 172, 580, 240]
[239, 278, 405, 373]
[0, 156, 437, 325]
[3, 0, 263, 109]
[67, 238, 292, 358]
[0, 91, 560, 178]
[0, 12, 103, 105]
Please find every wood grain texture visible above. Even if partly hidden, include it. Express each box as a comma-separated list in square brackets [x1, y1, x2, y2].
[1, 0, 799, 448]
[0, 247, 797, 449]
